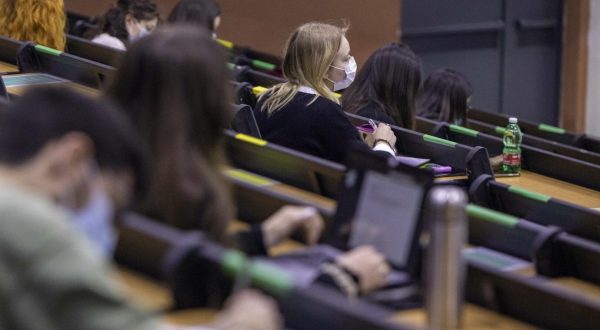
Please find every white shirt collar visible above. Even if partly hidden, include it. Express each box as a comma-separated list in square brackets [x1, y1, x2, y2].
[298, 85, 318, 95]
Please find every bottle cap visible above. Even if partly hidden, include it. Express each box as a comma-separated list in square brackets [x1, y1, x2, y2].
[509, 117, 518, 124]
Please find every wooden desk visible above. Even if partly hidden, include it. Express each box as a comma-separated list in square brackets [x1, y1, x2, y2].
[0, 61, 17, 73]
[544, 276, 600, 304]
[114, 268, 172, 312]
[391, 304, 536, 330]
[115, 268, 223, 326]
[114, 242, 545, 329]
[159, 300, 537, 329]
[271, 183, 336, 212]
[117, 259, 534, 330]
[226, 168, 337, 213]
[162, 309, 218, 326]
[114, 169, 600, 329]
[497, 170, 600, 208]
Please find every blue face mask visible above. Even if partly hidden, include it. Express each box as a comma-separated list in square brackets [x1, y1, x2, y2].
[72, 186, 117, 258]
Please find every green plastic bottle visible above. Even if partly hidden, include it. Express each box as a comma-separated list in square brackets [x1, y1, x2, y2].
[502, 117, 522, 174]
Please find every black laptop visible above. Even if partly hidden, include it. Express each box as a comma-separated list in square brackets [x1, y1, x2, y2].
[263, 149, 433, 306]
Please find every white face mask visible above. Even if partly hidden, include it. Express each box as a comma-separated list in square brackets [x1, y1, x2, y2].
[328, 56, 357, 91]
[127, 20, 150, 42]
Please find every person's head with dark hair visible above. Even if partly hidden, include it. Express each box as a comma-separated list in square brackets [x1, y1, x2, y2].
[167, 0, 222, 33]
[0, 86, 146, 254]
[342, 43, 422, 129]
[416, 68, 473, 126]
[106, 25, 234, 242]
[95, 0, 160, 46]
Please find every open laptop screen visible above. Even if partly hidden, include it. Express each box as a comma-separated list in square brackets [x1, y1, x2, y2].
[349, 169, 426, 267]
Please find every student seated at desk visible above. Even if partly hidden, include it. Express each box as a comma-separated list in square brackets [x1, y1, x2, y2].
[0, 0, 66, 50]
[417, 68, 472, 126]
[107, 26, 391, 297]
[0, 87, 282, 330]
[414, 69, 506, 168]
[168, 0, 222, 38]
[253, 22, 398, 164]
[91, 0, 160, 50]
[342, 43, 422, 130]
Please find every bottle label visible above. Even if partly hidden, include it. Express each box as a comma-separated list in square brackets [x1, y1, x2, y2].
[503, 153, 521, 166]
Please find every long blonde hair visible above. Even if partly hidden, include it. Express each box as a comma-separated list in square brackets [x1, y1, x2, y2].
[260, 22, 347, 114]
[0, 0, 66, 51]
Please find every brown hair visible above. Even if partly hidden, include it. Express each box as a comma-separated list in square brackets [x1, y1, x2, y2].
[416, 68, 473, 125]
[0, 0, 66, 50]
[167, 0, 221, 32]
[342, 43, 422, 129]
[106, 25, 233, 243]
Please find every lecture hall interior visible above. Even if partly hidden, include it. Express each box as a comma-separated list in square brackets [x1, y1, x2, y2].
[1, 0, 600, 329]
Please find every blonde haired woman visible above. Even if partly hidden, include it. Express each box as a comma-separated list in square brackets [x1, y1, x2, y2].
[254, 22, 397, 163]
[0, 0, 66, 50]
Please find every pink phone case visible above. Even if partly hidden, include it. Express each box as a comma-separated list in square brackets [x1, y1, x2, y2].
[357, 124, 375, 134]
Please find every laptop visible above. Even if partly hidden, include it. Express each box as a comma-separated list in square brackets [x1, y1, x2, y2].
[263, 148, 433, 306]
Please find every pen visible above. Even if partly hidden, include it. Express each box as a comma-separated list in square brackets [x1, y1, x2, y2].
[368, 119, 377, 131]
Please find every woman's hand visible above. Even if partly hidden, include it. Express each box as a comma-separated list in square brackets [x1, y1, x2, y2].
[213, 290, 283, 330]
[490, 154, 503, 170]
[262, 206, 324, 247]
[371, 123, 397, 151]
[335, 246, 390, 294]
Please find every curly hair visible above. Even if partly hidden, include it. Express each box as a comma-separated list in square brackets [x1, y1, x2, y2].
[0, 0, 66, 50]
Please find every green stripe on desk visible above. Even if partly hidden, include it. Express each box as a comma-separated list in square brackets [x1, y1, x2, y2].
[423, 134, 457, 148]
[222, 250, 293, 296]
[222, 250, 247, 276]
[35, 44, 62, 56]
[508, 186, 551, 203]
[450, 124, 479, 137]
[495, 126, 506, 134]
[252, 59, 276, 71]
[248, 261, 294, 296]
[538, 123, 565, 135]
[466, 204, 518, 228]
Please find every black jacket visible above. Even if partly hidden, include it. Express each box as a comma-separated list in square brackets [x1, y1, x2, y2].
[355, 102, 397, 126]
[254, 92, 368, 164]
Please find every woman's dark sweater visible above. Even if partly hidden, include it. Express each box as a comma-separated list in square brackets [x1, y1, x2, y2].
[355, 102, 397, 126]
[254, 92, 367, 164]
